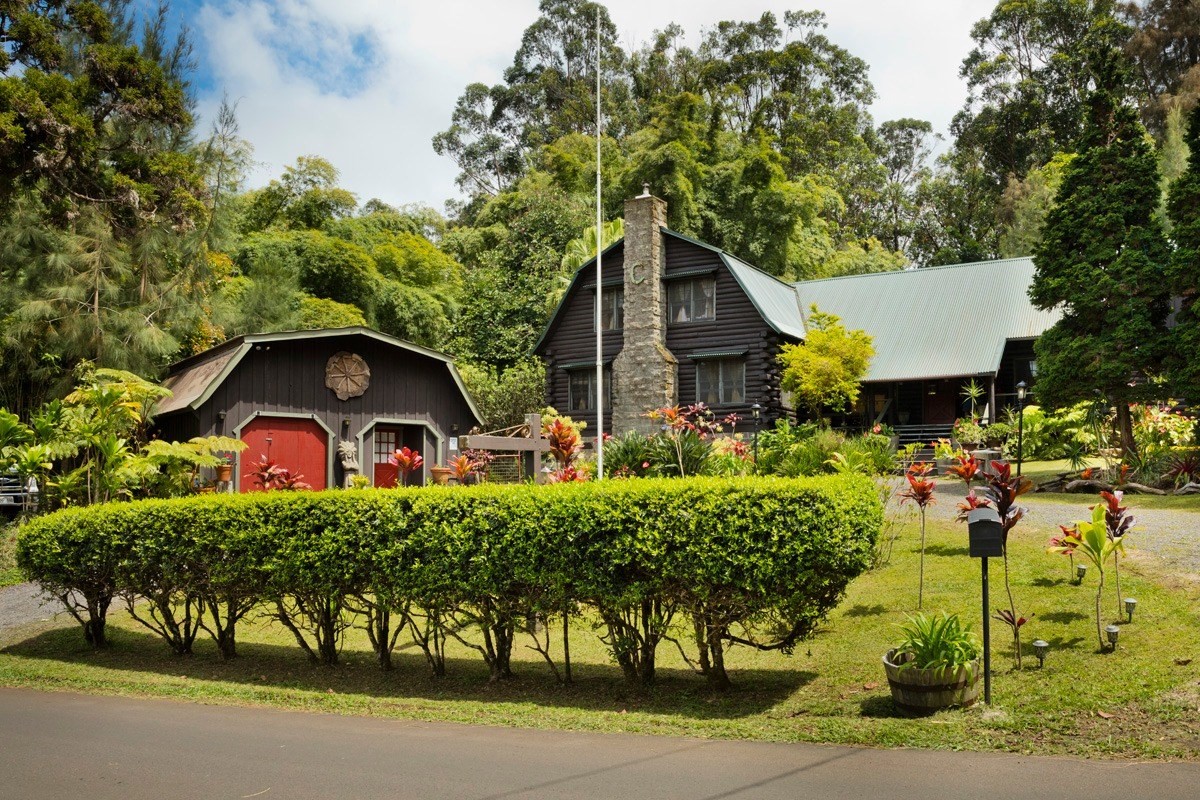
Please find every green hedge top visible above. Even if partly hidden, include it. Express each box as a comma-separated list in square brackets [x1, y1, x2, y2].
[17, 475, 882, 622]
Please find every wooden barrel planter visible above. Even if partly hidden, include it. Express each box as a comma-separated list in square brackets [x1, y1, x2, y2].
[883, 649, 982, 714]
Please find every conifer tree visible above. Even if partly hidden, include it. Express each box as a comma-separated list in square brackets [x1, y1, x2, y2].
[1165, 102, 1200, 399]
[1030, 32, 1172, 457]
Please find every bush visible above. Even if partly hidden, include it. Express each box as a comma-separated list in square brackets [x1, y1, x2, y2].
[17, 476, 881, 688]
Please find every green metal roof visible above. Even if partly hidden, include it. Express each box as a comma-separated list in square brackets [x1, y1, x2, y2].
[661, 229, 807, 340]
[793, 258, 1062, 383]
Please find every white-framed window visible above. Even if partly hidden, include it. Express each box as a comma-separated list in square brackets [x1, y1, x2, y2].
[668, 277, 716, 324]
[594, 287, 623, 331]
[568, 367, 613, 412]
[696, 359, 745, 406]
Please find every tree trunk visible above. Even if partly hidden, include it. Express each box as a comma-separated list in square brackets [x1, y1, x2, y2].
[1095, 569, 1106, 651]
[1116, 402, 1137, 460]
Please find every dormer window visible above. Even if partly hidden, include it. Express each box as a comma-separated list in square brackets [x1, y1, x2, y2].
[594, 287, 623, 331]
[668, 277, 716, 324]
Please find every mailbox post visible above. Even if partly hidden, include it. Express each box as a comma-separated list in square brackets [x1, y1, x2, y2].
[968, 507, 1004, 705]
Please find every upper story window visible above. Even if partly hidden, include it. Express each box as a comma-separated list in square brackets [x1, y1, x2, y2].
[696, 359, 745, 406]
[568, 367, 613, 413]
[594, 287, 623, 331]
[668, 277, 716, 324]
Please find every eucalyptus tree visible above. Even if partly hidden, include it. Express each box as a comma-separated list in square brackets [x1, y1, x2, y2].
[1165, 101, 1200, 398]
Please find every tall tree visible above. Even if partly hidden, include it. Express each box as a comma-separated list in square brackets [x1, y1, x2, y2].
[1030, 31, 1173, 456]
[875, 118, 937, 257]
[1165, 101, 1200, 397]
[1120, 0, 1200, 132]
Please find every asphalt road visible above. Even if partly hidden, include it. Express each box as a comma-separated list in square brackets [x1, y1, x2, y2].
[1, 688, 1197, 800]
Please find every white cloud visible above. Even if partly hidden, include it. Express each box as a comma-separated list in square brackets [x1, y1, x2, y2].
[191, 1, 994, 212]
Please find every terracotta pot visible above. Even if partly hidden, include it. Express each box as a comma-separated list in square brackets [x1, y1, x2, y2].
[883, 649, 981, 714]
[216, 464, 233, 483]
[430, 466, 453, 486]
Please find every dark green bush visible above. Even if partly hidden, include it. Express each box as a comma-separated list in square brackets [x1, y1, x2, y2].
[17, 476, 881, 687]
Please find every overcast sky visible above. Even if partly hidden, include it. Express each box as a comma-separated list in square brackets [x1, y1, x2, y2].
[171, 1, 998, 212]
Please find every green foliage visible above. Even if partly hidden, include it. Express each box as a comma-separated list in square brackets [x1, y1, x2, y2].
[755, 420, 894, 478]
[997, 153, 1075, 258]
[373, 281, 450, 348]
[779, 306, 874, 416]
[298, 295, 368, 330]
[1030, 37, 1173, 456]
[1166, 102, 1200, 399]
[17, 476, 882, 684]
[457, 359, 547, 430]
[893, 612, 981, 671]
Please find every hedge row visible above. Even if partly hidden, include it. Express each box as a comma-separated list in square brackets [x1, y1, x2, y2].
[17, 476, 882, 688]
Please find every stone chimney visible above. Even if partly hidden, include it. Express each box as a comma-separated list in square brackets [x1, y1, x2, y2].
[610, 188, 677, 434]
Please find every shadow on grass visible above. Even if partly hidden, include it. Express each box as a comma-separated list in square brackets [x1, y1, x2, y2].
[924, 544, 970, 558]
[1039, 610, 1087, 624]
[1, 626, 816, 721]
[1032, 576, 1073, 588]
[844, 604, 888, 618]
[858, 694, 907, 718]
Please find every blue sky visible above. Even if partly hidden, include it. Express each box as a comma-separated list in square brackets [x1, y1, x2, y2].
[154, 1, 997, 212]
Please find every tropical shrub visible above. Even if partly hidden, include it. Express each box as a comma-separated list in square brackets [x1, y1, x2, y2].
[893, 612, 981, 672]
[17, 476, 882, 690]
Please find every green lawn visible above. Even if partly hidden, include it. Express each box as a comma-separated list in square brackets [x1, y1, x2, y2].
[2, 513, 1198, 759]
[0, 523, 21, 588]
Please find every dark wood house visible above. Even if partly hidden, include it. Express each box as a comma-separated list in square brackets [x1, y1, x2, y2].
[535, 191, 1060, 441]
[153, 328, 482, 490]
[534, 192, 806, 435]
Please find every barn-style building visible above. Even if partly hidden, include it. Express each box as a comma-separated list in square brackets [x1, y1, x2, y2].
[153, 328, 482, 490]
[535, 190, 1060, 441]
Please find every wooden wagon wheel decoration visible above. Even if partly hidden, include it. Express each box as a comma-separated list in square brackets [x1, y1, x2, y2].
[325, 351, 370, 400]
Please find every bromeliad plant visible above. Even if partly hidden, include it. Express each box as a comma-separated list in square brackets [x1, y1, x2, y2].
[899, 462, 936, 609]
[981, 460, 1033, 667]
[1048, 502, 1126, 651]
[246, 455, 312, 491]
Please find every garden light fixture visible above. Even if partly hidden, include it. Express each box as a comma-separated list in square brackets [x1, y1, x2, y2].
[1075, 563, 1088, 584]
[1015, 381, 1027, 477]
[1105, 624, 1120, 650]
[1125, 597, 1137, 623]
[1032, 639, 1049, 668]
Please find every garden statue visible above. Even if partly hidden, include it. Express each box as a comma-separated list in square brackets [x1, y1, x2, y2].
[338, 440, 360, 487]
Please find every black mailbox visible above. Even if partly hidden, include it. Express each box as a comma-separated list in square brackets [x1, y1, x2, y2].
[967, 507, 1004, 558]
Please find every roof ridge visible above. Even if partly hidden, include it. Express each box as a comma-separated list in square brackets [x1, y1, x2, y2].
[793, 257, 1035, 287]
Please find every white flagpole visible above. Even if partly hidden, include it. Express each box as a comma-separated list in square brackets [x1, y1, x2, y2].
[594, 6, 605, 480]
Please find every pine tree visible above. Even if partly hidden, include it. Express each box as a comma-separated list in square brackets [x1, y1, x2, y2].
[1165, 102, 1200, 399]
[1030, 34, 1173, 457]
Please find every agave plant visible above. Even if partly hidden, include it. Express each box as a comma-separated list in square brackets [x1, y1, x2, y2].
[1048, 504, 1125, 650]
[899, 462, 936, 609]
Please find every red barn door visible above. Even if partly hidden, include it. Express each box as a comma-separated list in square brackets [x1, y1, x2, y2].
[240, 417, 328, 492]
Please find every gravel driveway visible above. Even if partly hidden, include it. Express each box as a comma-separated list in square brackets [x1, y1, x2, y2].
[0, 582, 67, 639]
[912, 483, 1200, 575]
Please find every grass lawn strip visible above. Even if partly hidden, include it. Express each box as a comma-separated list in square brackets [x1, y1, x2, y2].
[2, 507, 1199, 760]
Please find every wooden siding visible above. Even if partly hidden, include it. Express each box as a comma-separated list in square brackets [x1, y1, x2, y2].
[541, 242, 627, 433]
[539, 235, 793, 433]
[155, 332, 478, 488]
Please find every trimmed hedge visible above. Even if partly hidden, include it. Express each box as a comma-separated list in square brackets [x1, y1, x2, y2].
[17, 476, 881, 686]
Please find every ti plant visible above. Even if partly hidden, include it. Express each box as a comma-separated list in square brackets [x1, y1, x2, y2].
[1097, 490, 1135, 617]
[899, 462, 936, 609]
[1048, 502, 1125, 651]
[389, 446, 424, 486]
[981, 461, 1033, 668]
[946, 453, 992, 523]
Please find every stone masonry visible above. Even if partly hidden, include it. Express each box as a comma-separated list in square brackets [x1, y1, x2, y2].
[610, 190, 678, 435]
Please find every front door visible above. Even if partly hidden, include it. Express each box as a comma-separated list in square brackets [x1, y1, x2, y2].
[373, 427, 400, 487]
[923, 380, 958, 425]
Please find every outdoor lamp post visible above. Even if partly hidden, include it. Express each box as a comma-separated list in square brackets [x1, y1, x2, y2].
[1032, 639, 1049, 668]
[751, 403, 762, 473]
[1125, 597, 1137, 623]
[1105, 624, 1120, 650]
[1016, 381, 1027, 477]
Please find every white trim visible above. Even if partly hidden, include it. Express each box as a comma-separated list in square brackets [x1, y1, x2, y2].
[355, 417, 445, 486]
[232, 411, 337, 490]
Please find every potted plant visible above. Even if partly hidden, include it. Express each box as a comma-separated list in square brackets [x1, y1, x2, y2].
[883, 612, 982, 714]
[215, 456, 233, 484]
[932, 438, 957, 475]
[429, 464, 453, 485]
